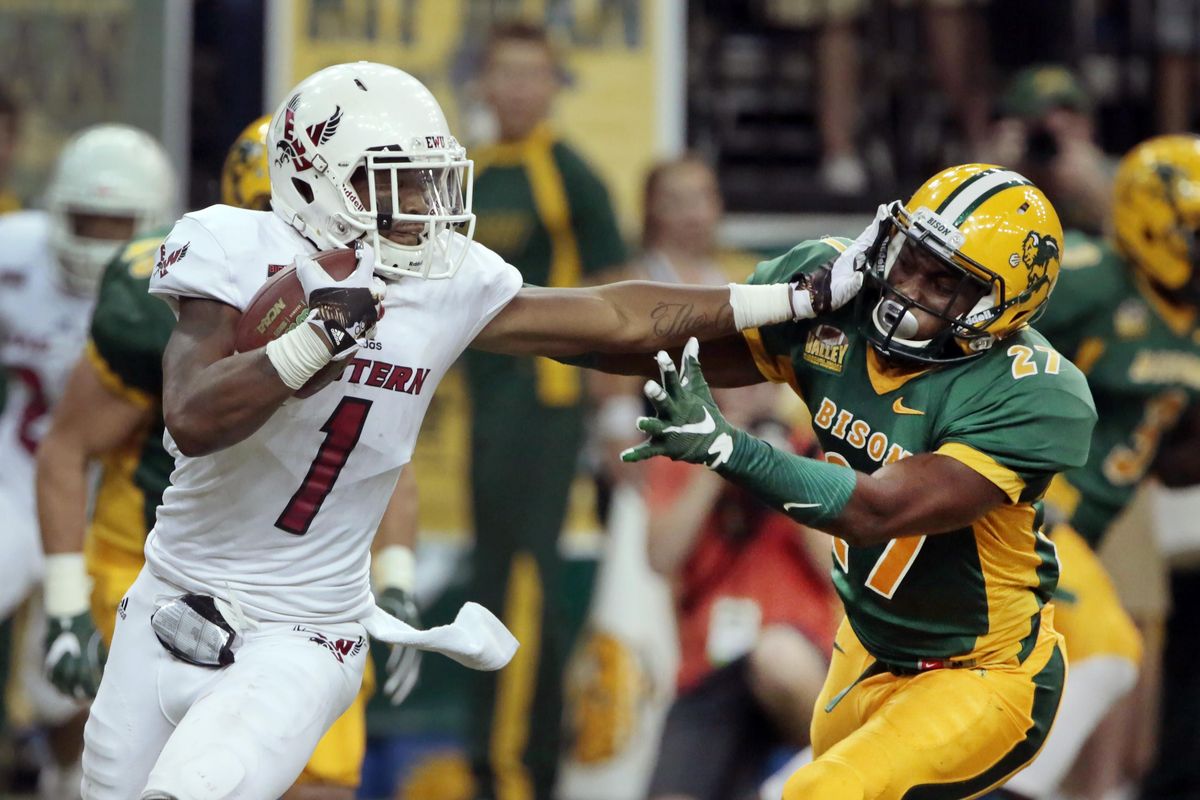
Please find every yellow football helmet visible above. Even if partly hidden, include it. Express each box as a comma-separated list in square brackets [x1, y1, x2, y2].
[220, 115, 271, 211]
[1112, 134, 1200, 304]
[859, 163, 1064, 363]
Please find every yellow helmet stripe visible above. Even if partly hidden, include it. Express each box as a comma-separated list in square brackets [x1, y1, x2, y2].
[936, 168, 1031, 226]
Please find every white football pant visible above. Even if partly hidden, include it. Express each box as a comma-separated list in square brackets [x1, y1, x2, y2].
[81, 567, 366, 800]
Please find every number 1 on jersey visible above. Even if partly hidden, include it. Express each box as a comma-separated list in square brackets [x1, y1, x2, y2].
[276, 397, 373, 535]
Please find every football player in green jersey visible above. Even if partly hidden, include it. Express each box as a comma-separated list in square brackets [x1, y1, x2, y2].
[1003, 135, 1200, 798]
[34, 117, 418, 799]
[608, 164, 1097, 799]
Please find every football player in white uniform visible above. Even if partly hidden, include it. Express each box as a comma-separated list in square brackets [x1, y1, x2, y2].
[83, 62, 837, 800]
[0, 123, 174, 799]
[0, 124, 175, 617]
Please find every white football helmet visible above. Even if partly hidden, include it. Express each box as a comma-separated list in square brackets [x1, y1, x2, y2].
[45, 124, 176, 295]
[268, 61, 475, 280]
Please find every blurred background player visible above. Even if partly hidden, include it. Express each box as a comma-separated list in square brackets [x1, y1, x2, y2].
[0, 123, 174, 800]
[0, 124, 174, 621]
[34, 116, 423, 800]
[643, 382, 836, 800]
[462, 21, 628, 800]
[1005, 135, 1200, 799]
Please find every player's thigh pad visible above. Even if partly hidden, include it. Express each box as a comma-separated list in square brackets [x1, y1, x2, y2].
[143, 618, 367, 800]
[1051, 523, 1143, 664]
[803, 612, 1065, 800]
[82, 568, 182, 800]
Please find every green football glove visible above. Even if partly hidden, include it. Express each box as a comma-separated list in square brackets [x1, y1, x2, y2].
[44, 612, 106, 701]
[621, 338, 742, 469]
[376, 587, 422, 704]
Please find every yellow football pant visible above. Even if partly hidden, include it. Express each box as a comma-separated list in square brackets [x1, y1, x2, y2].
[88, 542, 373, 788]
[1048, 523, 1143, 665]
[787, 607, 1066, 800]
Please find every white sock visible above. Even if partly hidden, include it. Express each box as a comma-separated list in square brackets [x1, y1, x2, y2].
[1005, 656, 1138, 798]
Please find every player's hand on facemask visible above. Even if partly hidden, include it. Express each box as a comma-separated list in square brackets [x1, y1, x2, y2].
[45, 612, 106, 701]
[375, 587, 422, 704]
[621, 338, 741, 470]
[791, 203, 890, 318]
[294, 242, 384, 358]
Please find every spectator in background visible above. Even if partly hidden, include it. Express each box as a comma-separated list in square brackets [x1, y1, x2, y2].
[463, 20, 628, 800]
[644, 384, 836, 800]
[0, 82, 22, 212]
[985, 64, 1114, 236]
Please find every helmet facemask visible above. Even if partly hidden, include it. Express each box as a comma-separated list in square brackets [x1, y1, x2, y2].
[49, 207, 142, 295]
[345, 148, 475, 281]
[858, 203, 1008, 365]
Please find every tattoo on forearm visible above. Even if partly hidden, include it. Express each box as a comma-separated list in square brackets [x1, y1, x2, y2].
[650, 302, 734, 338]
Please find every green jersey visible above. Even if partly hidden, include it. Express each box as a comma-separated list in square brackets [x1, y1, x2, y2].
[745, 237, 1096, 665]
[1037, 232, 1200, 546]
[87, 228, 175, 557]
[464, 123, 626, 417]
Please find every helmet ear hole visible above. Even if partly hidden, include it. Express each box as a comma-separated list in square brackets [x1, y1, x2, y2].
[291, 177, 315, 205]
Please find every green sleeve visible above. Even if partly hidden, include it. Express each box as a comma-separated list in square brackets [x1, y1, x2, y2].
[90, 232, 176, 397]
[555, 143, 628, 275]
[1036, 231, 1124, 354]
[936, 338, 1097, 501]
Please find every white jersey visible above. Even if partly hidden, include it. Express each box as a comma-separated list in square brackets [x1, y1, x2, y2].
[146, 206, 521, 624]
[0, 211, 96, 514]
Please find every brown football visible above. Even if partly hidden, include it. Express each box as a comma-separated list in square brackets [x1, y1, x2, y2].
[234, 248, 358, 397]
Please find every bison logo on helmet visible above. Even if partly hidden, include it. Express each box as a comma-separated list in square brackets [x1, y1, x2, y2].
[274, 94, 343, 172]
[1018, 230, 1061, 285]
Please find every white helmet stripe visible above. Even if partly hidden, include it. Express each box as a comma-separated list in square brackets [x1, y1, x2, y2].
[937, 169, 1029, 225]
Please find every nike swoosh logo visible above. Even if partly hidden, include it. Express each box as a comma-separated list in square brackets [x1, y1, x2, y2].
[892, 397, 924, 416]
[664, 407, 717, 436]
[784, 502, 822, 511]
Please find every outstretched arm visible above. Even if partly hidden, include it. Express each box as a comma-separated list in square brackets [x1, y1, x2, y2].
[471, 282, 742, 357]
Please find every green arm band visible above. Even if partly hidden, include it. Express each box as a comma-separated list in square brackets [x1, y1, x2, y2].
[717, 430, 857, 525]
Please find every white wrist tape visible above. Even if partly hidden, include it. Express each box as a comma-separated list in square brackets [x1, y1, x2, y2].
[44, 553, 91, 618]
[727, 283, 800, 330]
[265, 321, 334, 391]
[373, 545, 416, 593]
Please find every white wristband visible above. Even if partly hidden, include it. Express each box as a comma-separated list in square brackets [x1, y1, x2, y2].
[44, 553, 91, 618]
[265, 320, 334, 391]
[372, 545, 416, 593]
[727, 283, 801, 330]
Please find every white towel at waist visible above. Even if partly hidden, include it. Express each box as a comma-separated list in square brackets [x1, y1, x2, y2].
[361, 601, 518, 671]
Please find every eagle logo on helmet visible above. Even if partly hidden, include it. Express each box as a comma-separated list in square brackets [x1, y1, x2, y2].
[1018, 230, 1061, 285]
[275, 94, 343, 172]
